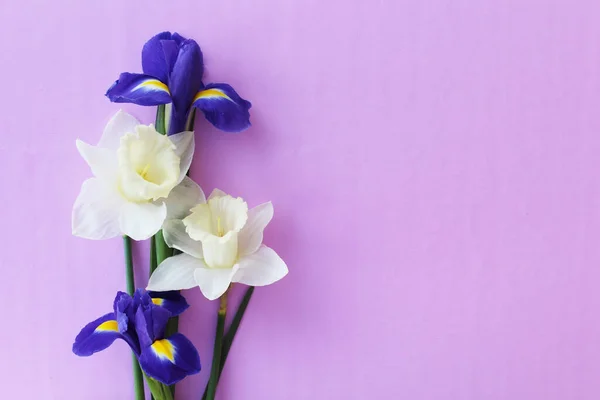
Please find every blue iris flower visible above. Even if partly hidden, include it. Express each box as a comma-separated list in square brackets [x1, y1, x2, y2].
[73, 290, 201, 385]
[106, 31, 252, 135]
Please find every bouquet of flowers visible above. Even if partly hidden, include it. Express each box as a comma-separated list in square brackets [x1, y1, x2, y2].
[71, 31, 288, 400]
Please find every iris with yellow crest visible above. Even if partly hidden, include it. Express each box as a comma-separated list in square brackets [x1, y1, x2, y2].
[73, 290, 200, 385]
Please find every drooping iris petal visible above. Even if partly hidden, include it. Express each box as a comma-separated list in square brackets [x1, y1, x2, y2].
[106, 73, 172, 106]
[147, 253, 202, 292]
[238, 202, 274, 256]
[149, 291, 190, 316]
[72, 313, 121, 356]
[141, 32, 177, 83]
[233, 245, 288, 287]
[138, 333, 201, 385]
[192, 83, 251, 132]
[72, 178, 124, 240]
[167, 39, 204, 134]
[134, 294, 171, 349]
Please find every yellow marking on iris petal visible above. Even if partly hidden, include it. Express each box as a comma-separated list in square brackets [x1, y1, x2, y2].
[151, 339, 175, 362]
[151, 298, 164, 306]
[193, 88, 232, 103]
[134, 79, 170, 94]
[95, 320, 119, 332]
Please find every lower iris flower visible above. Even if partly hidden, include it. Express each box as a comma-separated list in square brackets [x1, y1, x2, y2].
[73, 290, 201, 385]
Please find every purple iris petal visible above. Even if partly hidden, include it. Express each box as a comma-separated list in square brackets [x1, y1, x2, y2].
[149, 291, 190, 316]
[106, 72, 172, 106]
[167, 38, 204, 134]
[192, 83, 252, 132]
[141, 32, 175, 83]
[72, 313, 122, 357]
[138, 333, 201, 385]
[134, 292, 171, 349]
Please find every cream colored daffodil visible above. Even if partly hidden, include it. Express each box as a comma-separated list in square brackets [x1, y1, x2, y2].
[72, 110, 200, 241]
[147, 188, 288, 300]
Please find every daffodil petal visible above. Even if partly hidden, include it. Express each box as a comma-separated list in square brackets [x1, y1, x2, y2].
[163, 220, 204, 259]
[233, 245, 288, 287]
[192, 83, 251, 132]
[119, 201, 167, 241]
[76, 140, 118, 181]
[168, 130, 195, 183]
[98, 110, 141, 149]
[165, 177, 206, 220]
[72, 178, 123, 240]
[106, 73, 172, 106]
[147, 253, 202, 292]
[138, 333, 201, 385]
[208, 188, 227, 200]
[238, 202, 274, 256]
[193, 264, 237, 301]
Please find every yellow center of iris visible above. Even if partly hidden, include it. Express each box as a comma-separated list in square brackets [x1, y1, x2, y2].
[151, 298, 164, 306]
[151, 339, 175, 362]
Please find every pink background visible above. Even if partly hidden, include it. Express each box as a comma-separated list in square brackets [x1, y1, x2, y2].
[2, 0, 600, 399]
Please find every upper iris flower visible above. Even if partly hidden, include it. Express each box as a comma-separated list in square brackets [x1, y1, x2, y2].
[106, 31, 251, 135]
[73, 290, 201, 385]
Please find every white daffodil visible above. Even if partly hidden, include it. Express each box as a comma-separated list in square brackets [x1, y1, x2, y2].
[147, 188, 288, 300]
[72, 110, 200, 241]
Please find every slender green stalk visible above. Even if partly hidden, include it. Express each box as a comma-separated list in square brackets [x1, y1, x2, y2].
[145, 374, 173, 400]
[206, 292, 229, 400]
[156, 104, 166, 135]
[123, 236, 145, 400]
[150, 234, 157, 275]
[221, 287, 254, 369]
[201, 286, 254, 400]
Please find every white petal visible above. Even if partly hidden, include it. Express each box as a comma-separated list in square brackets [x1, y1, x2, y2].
[72, 178, 124, 240]
[147, 253, 202, 291]
[76, 140, 118, 181]
[119, 201, 167, 241]
[183, 203, 214, 240]
[232, 245, 288, 286]
[238, 202, 274, 256]
[208, 188, 227, 200]
[165, 176, 206, 220]
[194, 265, 237, 300]
[163, 219, 204, 259]
[98, 110, 141, 149]
[168, 130, 195, 183]
[202, 232, 239, 269]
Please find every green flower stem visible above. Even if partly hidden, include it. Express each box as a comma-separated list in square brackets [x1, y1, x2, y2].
[201, 286, 254, 400]
[206, 291, 229, 400]
[145, 374, 174, 400]
[156, 104, 166, 135]
[123, 236, 145, 400]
